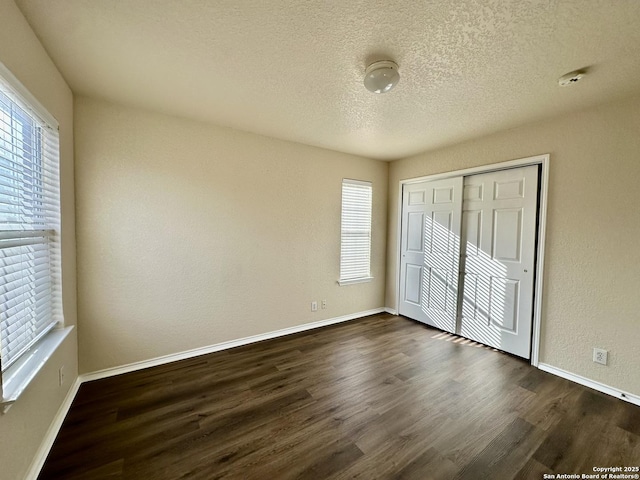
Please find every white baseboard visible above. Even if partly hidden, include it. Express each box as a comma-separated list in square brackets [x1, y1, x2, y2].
[25, 376, 81, 480]
[27, 308, 387, 479]
[384, 307, 397, 315]
[538, 363, 640, 407]
[81, 308, 386, 383]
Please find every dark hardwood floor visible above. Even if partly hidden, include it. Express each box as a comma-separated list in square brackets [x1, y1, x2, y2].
[39, 314, 640, 479]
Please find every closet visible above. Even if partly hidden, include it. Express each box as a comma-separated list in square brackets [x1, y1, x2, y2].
[399, 165, 539, 359]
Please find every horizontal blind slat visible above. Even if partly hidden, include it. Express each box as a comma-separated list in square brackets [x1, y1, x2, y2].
[0, 73, 61, 372]
[339, 180, 372, 282]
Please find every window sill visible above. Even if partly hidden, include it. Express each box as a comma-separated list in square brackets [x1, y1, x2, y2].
[338, 276, 374, 286]
[1, 326, 74, 414]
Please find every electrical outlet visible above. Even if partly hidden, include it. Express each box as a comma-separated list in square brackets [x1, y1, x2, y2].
[321, 300, 327, 309]
[311, 301, 318, 312]
[593, 348, 608, 366]
[58, 366, 65, 386]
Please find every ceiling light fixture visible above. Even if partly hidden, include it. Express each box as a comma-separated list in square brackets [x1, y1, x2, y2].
[558, 69, 586, 86]
[364, 60, 400, 94]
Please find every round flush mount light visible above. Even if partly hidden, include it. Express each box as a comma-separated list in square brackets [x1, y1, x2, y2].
[364, 60, 400, 94]
[558, 69, 586, 86]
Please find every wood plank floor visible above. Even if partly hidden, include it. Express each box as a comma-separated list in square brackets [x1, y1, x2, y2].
[39, 314, 640, 479]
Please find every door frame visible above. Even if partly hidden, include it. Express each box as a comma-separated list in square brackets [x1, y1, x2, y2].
[394, 154, 550, 366]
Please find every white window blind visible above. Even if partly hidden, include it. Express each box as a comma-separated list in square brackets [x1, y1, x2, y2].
[0, 72, 62, 373]
[339, 179, 372, 285]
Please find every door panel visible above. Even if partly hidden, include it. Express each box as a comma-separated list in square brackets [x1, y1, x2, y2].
[399, 178, 463, 333]
[430, 211, 453, 253]
[458, 165, 539, 358]
[492, 208, 522, 262]
[488, 277, 519, 333]
[462, 210, 482, 257]
[406, 212, 424, 252]
[404, 265, 422, 305]
[408, 189, 426, 205]
[433, 187, 453, 204]
[426, 268, 448, 311]
[494, 178, 524, 200]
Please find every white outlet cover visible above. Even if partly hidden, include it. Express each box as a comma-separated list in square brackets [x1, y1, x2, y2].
[593, 348, 608, 365]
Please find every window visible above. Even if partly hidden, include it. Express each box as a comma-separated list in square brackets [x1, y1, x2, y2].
[0, 69, 62, 379]
[339, 179, 372, 285]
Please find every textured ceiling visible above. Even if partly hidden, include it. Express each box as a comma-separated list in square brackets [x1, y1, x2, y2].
[14, 0, 640, 160]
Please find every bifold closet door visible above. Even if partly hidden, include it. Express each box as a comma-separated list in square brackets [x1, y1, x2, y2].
[458, 165, 539, 358]
[399, 177, 463, 333]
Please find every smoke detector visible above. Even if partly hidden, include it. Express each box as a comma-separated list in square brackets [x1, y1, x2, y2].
[558, 70, 586, 87]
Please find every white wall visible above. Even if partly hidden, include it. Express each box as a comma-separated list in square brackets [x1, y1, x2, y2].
[0, 1, 77, 479]
[387, 93, 640, 397]
[74, 97, 388, 373]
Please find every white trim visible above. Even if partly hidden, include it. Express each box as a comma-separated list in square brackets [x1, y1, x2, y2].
[1, 327, 74, 413]
[26, 309, 385, 479]
[82, 308, 386, 382]
[338, 276, 374, 286]
[530, 155, 550, 367]
[394, 181, 404, 318]
[538, 363, 640, 407]
[342, 178, 372, 187]
[0, 60, 58, 129]
[399, 154, 549, 185]
[25, 310, 640, 480]
[24, 376, 81, 480]
[394, 154, 550, 367]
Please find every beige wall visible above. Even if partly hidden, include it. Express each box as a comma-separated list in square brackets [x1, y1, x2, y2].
[387, 94, 640, 396]
[0, 1, 77, 479]
[3, 2, 638, 475]
[75, 97, 388, 373]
